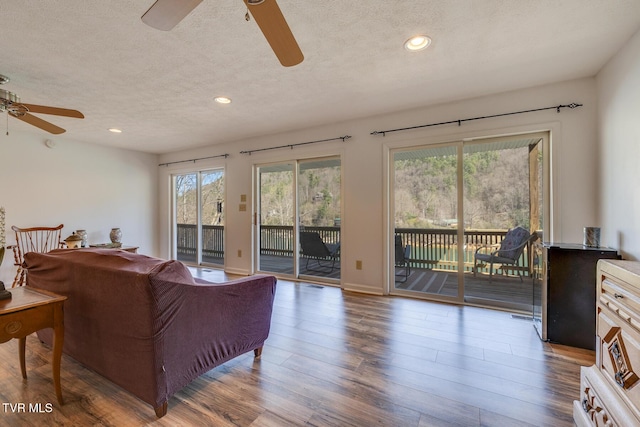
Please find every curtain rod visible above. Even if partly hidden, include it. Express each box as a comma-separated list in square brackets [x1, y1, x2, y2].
[370, 103, 583, 137]
[158, 153, 229, 167]
[240, 135, 351, 155]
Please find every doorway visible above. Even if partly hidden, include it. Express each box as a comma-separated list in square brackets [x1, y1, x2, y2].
[173, 169, 225, 267]
[391, 133, 547, 311]
[256, 157, 342, 282]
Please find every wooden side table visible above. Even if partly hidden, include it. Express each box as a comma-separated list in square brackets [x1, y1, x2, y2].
[0, 287, 67, 404]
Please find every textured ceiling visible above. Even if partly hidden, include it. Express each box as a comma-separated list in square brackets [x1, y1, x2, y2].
[1, 1, 639, 154]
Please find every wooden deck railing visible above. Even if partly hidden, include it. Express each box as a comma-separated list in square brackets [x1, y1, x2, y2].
[259, 225, 341, 257]
[176, 224, 534, 276]
[176, 224, 340, 260]
[395, 228, 534, 275]
[176, 224, 224, 262]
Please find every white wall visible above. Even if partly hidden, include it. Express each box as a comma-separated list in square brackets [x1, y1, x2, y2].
[159, 77, 600, 294]
[597, 28, 640, 260]
[0, 130, 159, 285]
[0, 67, 624, 293]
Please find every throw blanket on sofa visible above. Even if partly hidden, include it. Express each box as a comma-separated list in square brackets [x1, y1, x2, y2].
[23, 248, 277, 417]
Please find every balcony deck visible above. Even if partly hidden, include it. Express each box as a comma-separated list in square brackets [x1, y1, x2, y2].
[177, 224, 535, 313]
[256, 254, 532, 313]
[396, 267, 533, 312]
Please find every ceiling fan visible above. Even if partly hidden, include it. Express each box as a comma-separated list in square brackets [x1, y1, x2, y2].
[0, 75, 84, 135]
[141, 0, 303, 67]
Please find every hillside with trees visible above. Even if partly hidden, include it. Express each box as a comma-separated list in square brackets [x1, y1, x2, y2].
[395, 145, 541, 230]
[175, 171, 225, 226]
[260, 162, 341, 227]
[175, 145, 541, 233]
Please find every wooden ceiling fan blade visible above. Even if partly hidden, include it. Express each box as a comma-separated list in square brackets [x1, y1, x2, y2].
[142, 0, 203, 31]
[13, 112, 66, 135]
[21, 104, 84, 119]
[244, 0, 304, 67]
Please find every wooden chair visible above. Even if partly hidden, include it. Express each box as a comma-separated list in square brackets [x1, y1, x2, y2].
[7, 224, 65, 287]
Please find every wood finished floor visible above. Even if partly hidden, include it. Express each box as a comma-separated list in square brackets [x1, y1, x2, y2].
[0, 269, 594, 426]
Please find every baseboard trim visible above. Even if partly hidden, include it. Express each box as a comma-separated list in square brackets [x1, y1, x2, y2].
[342, 282, 384, 295]
[224, 267, 251, 276]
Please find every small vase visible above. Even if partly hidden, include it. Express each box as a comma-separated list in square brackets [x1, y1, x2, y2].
[76, 229, 88, 247]
[110, 228, 122, 244]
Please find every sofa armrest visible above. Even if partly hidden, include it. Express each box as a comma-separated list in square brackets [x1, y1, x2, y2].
[148, 268, 277, 405]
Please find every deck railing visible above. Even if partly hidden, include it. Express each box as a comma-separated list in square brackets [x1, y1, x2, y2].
[395, 228, 535, 276]
[176, 224, 224, 262]
[259, 225, 341, 257]
[176, 224, 534, 276]
[176, 224, 340, 260]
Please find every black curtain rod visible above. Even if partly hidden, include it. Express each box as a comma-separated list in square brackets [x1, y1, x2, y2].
[370, 103, 583, 136]
[158, 153, 229, 167]
[240, 135, 352, 155]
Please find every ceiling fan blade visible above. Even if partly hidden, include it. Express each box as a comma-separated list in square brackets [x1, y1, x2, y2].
[142, 0, 203, 31]
[12, 112, 66, 134]
[244, 0, 304, 67]
[21, 104, 84, 119]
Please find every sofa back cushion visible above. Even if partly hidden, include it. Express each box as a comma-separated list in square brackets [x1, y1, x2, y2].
[23, 248, 189, 406]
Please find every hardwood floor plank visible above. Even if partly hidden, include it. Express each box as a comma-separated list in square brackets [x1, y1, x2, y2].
[0, 277, 590, 426]
[478, 409, 540, 427]
[358, 361, 573, 426]
[249, 410, 311, 427]
[390, 352, 576, 417]
[433, 350, 580, 396]
[282, 352, 483, 426]
[266, 333, 366, 371]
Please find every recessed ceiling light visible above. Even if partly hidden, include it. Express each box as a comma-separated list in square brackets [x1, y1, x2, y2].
[404, 35, 431, 51]
[108, 128, 122, 133]
[214, 96, 232, 104]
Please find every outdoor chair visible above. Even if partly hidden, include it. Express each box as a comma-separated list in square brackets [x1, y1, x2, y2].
[299, 231, 340, 273]
[473, 226, 536, 284]
[395, 235, 411, 282]
[7, 224, 65, 287]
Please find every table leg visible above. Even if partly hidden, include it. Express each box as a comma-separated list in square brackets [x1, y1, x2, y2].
[19, 337, 27, 379]
[52, 304, 64, 405]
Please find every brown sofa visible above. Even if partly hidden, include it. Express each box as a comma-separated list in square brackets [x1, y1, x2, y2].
[23, 248, 277, 417]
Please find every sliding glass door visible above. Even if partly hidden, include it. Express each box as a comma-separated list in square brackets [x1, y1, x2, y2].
[298, 158, 341, 280]
[393, 144, 462, 299]
[391, 133, 547, 311]
[173, 169, 225, 266]
[462, 138, 543, 310]
[257, 163, 295, 275]
[256, 157, 341, 282]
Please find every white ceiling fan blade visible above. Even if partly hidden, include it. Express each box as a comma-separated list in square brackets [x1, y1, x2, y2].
[142, 0, 203, 31]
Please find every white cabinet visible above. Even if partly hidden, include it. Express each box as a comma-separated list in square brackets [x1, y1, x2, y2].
[575, 260, 640, 425]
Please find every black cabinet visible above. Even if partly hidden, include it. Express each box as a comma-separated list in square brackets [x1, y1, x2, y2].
[532, 242, 618, 350]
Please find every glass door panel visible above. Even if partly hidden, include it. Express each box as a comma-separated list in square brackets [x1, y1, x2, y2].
[462, 138, 543, 311]
[298, 158, 341, 280]
[393, 145, 460, 298]
[173, 169, 225, 266]
[257, 163, 295, 275]
[391, 134, 546, 310]
[175, 173, 198, 264]
[201, 170, 224, 266]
